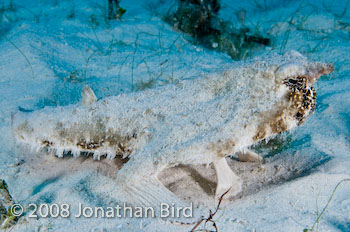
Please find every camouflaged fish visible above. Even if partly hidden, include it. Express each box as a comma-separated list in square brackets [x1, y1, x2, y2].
[12, 51, 333, 208]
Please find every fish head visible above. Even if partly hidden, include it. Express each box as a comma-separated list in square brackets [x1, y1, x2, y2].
[275, 53, 334, 125]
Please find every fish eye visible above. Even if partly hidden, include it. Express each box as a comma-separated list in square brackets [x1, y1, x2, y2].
[288, 78, 298, 85]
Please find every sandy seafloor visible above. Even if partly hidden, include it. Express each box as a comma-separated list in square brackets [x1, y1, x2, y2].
[0, 0, 350, 231]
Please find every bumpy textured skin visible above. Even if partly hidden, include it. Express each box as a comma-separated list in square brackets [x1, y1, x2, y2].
[12, 51, 333, 209]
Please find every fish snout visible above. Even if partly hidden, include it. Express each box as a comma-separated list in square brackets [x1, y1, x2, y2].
[305, 62, 334, 85]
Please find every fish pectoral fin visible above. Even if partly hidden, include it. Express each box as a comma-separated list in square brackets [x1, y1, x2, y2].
[213, 158, 242, 200]
[81, 85, 97, 106]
